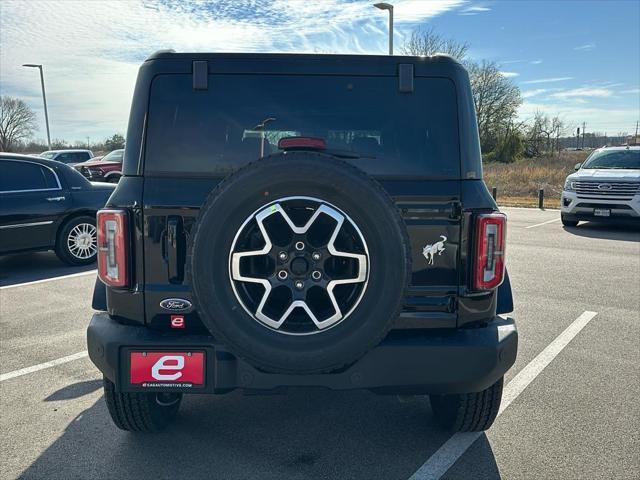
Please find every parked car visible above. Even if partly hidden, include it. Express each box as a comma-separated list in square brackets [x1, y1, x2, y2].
[88, 51, 517, 433]
[40, 149, 94, 166]
[0, 153, 115, 265]
[561, 145, 640, 226]
[74, 149, 124, 183]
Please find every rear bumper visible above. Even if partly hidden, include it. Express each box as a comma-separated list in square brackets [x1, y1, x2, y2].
[87, 312, 518, 395]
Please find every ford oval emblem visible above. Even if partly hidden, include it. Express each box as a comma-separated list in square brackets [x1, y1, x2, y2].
[160, 298, 192, 311]
[597, 184, 612, 190]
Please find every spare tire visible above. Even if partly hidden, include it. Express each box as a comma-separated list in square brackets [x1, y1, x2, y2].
[189, 152, 410, 374]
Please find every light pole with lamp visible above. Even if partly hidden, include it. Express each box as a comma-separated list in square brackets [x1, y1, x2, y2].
[22, 63, 51, 150]
[374, 3, 394, 55]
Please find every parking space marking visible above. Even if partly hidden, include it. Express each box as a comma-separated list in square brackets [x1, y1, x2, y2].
[0, 270, 97, 290]
[0, 351, 88, 382]
[409, 310, 598, 480]
[525, 217, 561, 229]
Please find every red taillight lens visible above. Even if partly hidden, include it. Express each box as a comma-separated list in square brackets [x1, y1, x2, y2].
[97, 209, 128, 287]
[473, 213, 506, 290]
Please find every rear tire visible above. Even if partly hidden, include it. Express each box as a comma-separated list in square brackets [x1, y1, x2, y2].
[561, 214, 579, 227]
[429, 377, 503, 432]
[103, 377, 182, 432]
[107, 175, 121, 184]
[55, 215, 97, 265]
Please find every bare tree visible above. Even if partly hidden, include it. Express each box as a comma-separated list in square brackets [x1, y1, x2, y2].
[0, 96, 38, 152]
[524, 112, 567, 156]
[400, 27, 469, 61]
[551, 116, 565, 154]
[466, 61, 522, 152]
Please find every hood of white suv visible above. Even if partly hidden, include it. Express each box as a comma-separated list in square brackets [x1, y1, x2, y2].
[567, 168, 640, 182]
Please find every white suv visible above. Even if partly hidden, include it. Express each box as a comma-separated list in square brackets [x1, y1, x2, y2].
[40, 149, 94, 166]
[561, 146, 640, 226]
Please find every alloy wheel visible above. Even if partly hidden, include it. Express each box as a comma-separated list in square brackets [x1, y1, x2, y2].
[229, 197, 369, 335]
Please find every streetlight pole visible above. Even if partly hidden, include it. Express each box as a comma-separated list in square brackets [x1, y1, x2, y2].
[22, 64, 51, 150]
[374, 3, 394, 55]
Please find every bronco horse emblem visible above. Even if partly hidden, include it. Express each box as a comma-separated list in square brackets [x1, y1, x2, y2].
[423, 235, 447, 265]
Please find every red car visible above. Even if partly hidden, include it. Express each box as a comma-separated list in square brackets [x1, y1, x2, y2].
[74, 149, 123, 183]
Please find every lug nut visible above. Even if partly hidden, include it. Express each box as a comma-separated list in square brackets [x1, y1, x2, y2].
[312, 252, 321, 261]
[295, 241, 305, 251]
[311, 270, 322, 281]
[277, 270, 288, 280]
[278, 251, 288, 261]
[295, 280, 304, 290]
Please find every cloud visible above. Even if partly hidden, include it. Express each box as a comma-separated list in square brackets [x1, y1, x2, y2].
[550, 87, 613, 99]
[519, 101, 639, 132]
[574, 43, 595, 51]
[521, 77, 573, 85]
[529, 59, 543, 65]
[0, 0, 466, 140]
[521, 89, 548, 99]
[499, 71, 519, 78]
[459, 5, 491, 15]
[620, 88, 640, 94]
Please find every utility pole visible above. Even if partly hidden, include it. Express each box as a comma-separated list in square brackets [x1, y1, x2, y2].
[581, 122, 586, 149]
[86, 136, 90, 149]
[576, 127, 580, 149]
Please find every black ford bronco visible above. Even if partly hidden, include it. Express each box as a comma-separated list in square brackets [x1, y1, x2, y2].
[88, 52, 517, 433]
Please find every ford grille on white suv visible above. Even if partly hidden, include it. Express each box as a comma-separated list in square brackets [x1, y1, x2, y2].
[561, 146, 640, 226]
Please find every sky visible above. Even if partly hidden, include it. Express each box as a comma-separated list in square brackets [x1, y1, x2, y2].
[1, 0, 639, 143]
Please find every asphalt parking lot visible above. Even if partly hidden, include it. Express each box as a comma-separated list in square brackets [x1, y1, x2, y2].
[1, 207, 638, 480]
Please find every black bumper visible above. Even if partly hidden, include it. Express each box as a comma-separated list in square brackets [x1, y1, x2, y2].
[87, 312, 517, 395]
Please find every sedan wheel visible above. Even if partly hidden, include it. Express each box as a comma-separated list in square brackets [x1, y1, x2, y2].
[56, 216, 98, 265]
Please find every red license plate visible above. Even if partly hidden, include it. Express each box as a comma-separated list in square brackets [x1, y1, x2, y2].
[130, 352, 205, 387]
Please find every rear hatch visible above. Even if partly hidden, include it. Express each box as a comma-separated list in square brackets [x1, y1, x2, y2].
[141, 66, 463, 331]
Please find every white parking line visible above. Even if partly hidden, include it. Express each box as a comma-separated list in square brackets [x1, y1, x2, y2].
[0, 270, 97, 290]
[0, 351, 88, 382]
[525, 217, 561, 229]
[409, 310, 598, 480]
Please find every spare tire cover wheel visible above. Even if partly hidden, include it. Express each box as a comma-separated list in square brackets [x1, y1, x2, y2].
[190, 153, 410, 374]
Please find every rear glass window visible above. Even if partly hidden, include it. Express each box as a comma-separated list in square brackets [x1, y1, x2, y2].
[145, 74, 460, 178]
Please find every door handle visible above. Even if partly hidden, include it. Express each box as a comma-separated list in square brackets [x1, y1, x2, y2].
[46, 196, 66, 202]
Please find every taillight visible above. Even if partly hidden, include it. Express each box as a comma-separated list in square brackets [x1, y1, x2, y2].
[97, 209, 128, 287]
[473, 213, 506, 290]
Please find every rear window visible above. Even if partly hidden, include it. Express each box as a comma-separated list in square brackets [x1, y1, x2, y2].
[145, 74, 460, 178]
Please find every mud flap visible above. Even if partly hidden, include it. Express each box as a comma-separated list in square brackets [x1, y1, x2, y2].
[496, 269, 513, 314]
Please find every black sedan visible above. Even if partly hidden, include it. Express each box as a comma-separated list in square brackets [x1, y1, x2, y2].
[0, 153, 115, 265]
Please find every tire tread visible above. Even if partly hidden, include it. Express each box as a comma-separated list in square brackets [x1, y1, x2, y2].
[102, 377, 180, 432]
[430, 377, 503, 432]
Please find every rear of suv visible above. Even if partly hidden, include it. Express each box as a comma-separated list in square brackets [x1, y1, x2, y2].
[561, 145, 640, 226]
[88, 52, 517, 433]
